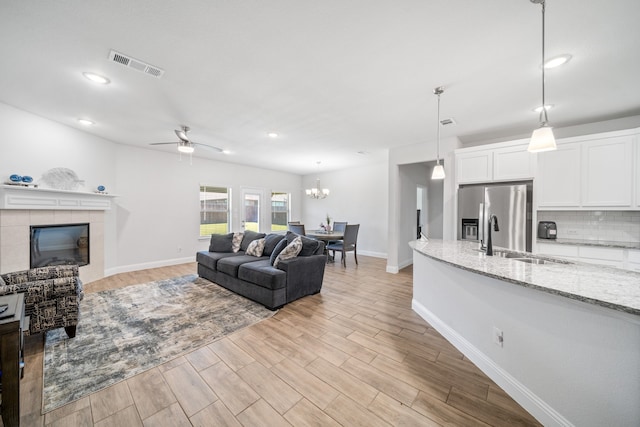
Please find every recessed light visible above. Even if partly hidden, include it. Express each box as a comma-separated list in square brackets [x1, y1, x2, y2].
[78, 118, 94, 126]
[543, 54, 572, 69]
[267, 132, 279, 138]
[533, 104, 554, 113]
[82, 72, 111, 85]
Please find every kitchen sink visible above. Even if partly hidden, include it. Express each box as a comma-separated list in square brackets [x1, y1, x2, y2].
[513, 258, 548, 264]
[491, 250, 522, 258]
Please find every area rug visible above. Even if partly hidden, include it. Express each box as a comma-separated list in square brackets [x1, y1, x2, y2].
[42, 274, 275, 413]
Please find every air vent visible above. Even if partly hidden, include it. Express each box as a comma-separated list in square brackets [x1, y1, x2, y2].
[108, 49, 164, 79]
[440, 118, 456, 126]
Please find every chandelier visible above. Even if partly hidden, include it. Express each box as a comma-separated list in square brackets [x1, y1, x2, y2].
[306, 162, 330, 199]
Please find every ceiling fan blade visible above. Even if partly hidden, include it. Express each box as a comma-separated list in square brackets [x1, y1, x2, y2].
[149, 142, 178, 146]
[175, 129, 189, 142]
[192, 142, 224, 152]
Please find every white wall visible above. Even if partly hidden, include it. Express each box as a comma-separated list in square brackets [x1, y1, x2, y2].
[0, 102, 304, 278]
[387, 136, 460, 272]
[301, 161, 388, 258]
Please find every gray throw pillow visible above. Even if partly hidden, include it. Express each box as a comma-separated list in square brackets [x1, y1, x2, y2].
[241, 230, 267, 251]
[263, 234, 285, 256]
[209, 233, 234, 252]
[270, 238, 288, 266]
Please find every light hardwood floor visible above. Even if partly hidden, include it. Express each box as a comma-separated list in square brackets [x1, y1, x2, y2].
[17, 256, 542, 426]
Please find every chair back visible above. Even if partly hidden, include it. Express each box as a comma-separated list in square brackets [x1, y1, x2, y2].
[288, 223, 306, 235]
[288, 221, 300, 225]
[343, 224, 359, 248]
[332, 221, 347, 233]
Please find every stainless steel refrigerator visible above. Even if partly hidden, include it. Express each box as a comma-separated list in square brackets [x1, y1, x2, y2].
[457, 182, 532, 252]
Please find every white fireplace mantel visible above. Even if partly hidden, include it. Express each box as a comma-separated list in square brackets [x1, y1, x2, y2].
[0, 185, 116, 210]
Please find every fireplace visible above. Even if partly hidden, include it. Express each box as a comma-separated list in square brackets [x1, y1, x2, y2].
[30, 223, 90, 268]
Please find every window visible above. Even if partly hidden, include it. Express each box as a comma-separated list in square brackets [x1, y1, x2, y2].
[200, 186, 230, 237]
[271, 192, 289, 232]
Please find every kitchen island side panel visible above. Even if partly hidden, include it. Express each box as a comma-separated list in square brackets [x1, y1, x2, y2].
[412, 251, 640, 427]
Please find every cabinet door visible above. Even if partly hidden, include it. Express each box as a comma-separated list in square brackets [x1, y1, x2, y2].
[636, 138, 640, 208]
[582, 137, 633, 207]
[456, 152, 492, 184]
[537, 142, 581, 207]
[493, 145, 535, 181]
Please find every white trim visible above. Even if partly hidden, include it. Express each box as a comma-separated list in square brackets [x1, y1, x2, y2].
[412, 299, 574, 427]
[103, 256, 195, 279]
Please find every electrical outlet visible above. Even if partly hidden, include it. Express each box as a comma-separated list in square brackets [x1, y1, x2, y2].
[493, 327, 504, 347]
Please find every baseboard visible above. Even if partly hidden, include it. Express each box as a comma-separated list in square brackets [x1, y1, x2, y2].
[104, 256, 196, 278]
[412, 299, 573, 427]
[357, 250, 386, 259]
[386, 258, 412, 274]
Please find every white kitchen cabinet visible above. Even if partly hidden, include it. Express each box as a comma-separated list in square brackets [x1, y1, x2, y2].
[536, 242, 580, 261]
[493, 144, 535, 181]
[537, 142, 581, 208]
[636, 138, 640, 208]
[456, 151, 492, 184]
[581, 137, 633, 207]
[579, 246, 625, 269]
[628, 250, 640, 272]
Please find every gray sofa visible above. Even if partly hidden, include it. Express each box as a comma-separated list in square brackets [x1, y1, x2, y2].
[196, 231, 326, 310]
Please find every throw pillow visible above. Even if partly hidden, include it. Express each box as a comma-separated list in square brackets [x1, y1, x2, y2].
[246, 238, 266, 257]
[263, 233, 285, 256]
[286, 230, 320, 256]
[232, 232, 244, 252]
[209, 233, 234, 253]
[241, 230, 267, 251]
[269, 238, 288, 266]
[274, 236, 302, 267]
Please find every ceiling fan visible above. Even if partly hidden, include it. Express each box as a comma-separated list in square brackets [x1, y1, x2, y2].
[149, 125, 224, 154]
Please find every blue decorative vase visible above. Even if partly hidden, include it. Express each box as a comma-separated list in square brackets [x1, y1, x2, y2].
[97, 185, 105, 192]
[9, 174, 22, 182]
[21, 176, 33, 183]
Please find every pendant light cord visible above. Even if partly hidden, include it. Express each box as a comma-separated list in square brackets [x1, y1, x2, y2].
[540, 0, 549, 126]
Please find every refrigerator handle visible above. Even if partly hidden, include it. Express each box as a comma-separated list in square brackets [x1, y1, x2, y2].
[478, 203, 485, 250]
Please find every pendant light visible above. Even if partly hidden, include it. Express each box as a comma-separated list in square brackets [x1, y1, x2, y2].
[431, 86, 446, 180]
[528, 0, 557, 153]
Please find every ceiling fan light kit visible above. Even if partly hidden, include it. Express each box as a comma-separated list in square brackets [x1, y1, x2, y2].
[149, 125, 224, 159]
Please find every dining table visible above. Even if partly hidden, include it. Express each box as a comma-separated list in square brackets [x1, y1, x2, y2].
[306, 229, 344, 262]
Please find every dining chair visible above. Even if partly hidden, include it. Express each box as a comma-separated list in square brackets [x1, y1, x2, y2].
[328, 221, 347, 247]
[288, 223, 306, 235]
[326, 224, 359, 267]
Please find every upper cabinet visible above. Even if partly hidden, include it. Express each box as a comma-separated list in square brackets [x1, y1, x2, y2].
[455, 128, 639, 211]
[537, 142, 581, 207]
[537, 132, 636, 210]
[455, 140, 534, 184]
[581, 137, 633, 207]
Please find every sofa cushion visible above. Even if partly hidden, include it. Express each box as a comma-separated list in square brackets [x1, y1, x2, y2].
[274, 236, 302, 267]
[232, 232, 244, 252]
[286, 231, 320, 256]
[246, 238, 266, 257]
[263, 233, 285, 256]
[196, 251, 244, 271]
[217, 254, 268, 277]
[270, 239, 288, 266]
[241, 230, 267, 251]
[238, 259, 287, 290]
[209, 233, 234, 252]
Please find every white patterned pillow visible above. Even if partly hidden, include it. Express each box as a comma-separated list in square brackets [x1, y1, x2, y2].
[246, 238, 266, 257]
[232, 232, 244, 253]
[274, 236, 302, 267]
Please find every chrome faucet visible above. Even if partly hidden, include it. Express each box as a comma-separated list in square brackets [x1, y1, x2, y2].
[486, 215, 500, 256]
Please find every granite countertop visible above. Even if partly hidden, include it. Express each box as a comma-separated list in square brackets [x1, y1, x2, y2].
[536, 238, 640, 250]
[410, 239, 640, 316]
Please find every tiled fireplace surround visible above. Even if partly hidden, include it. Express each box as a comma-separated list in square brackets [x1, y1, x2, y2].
[0, 209, 105, 283]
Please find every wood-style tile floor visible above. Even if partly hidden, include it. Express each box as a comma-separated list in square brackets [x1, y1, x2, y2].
[17, 256, 542, 426]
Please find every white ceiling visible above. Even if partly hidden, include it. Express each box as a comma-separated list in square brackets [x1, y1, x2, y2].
[1, 0, 639, 175]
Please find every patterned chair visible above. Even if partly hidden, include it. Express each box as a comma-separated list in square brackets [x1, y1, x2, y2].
[0, 265, 83, 338]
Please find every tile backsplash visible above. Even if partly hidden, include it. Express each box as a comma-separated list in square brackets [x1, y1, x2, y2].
[537, 211, 640, 243]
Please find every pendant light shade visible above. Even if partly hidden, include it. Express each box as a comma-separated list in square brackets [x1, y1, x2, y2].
[528, 0, 556, 153]
[431, 86, 445, 180]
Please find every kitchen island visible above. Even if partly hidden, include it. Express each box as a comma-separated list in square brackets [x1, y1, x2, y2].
[410, 239, 639, 427]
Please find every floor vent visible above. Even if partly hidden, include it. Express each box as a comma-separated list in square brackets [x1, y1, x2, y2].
[108, 50, 164, 79]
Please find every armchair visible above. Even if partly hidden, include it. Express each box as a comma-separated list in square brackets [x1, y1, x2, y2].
[0, 265, 83, 338]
